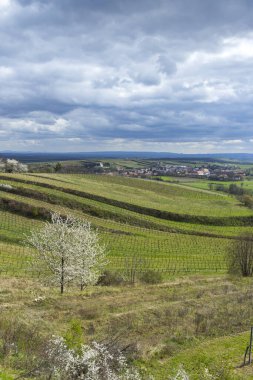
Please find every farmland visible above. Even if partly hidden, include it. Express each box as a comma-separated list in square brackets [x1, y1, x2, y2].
[0, 173, 252, 277]
[1, 172, 253, 378]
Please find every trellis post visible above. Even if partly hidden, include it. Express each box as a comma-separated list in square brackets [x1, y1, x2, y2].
[243, 326, 253, 366]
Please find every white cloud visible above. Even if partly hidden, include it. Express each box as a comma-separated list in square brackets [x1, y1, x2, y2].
[222, 139, 243, 145]
[0, 0, 253, 152]
[0, 66, 14, 78]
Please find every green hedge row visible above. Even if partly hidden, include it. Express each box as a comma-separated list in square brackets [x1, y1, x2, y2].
[0, 197, 51, 220]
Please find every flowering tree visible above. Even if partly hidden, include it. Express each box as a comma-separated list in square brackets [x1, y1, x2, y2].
[44, 336, 143, 380]
[44, 338, 197, 380]
[77, 221, 106, 291]
[27, 213, 106, 293]
[5, 158, 28, 173]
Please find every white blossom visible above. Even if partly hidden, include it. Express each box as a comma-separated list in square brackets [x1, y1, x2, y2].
[170, 366, 190, 380]
[46, 336, 76, 379]
[33, 295, 46, 303]
[26, 213, 106, 293]
[0, 183, 13, 189]
[5, 158, 28, 172]
[45, 337, 144, 380]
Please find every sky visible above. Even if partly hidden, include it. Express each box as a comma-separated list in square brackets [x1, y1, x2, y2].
[1, 0, 253, 153]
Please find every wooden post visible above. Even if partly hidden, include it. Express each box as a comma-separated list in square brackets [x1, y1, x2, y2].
[243, 345, 250, 366]
[243, 327, 253, 366]
[249, 326, 253, 364]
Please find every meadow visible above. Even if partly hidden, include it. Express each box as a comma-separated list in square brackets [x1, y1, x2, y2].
[0, 173, 253, 378]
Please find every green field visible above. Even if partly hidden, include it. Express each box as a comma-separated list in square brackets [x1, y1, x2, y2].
[160, 176, 253, 193]
[0, 173, 252, 277]
[0, 173, 253, 277]
[1, 173, 252, 217]
[0, 173, 253, 379]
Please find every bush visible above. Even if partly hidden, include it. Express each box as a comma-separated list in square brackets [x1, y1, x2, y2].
[64, 319, 83, 352]
[139, 270, 163, 284]
[241, 194, 253, 209]
[97, 270, 125, 286]
[227, 232, 253, 276]
[0, 313, 47, 373]
[42, 336, 144, 380]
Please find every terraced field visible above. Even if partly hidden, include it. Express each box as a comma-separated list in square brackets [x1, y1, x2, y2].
[0, 173, 252, 278]
[1, 173, 253, 379]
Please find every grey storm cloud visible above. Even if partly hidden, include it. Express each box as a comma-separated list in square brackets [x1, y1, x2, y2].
[1, 0, 253, 152]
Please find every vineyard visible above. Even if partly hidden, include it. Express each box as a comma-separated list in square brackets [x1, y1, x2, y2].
[1, 172, 253, 380]
[0, 173, 251, 278]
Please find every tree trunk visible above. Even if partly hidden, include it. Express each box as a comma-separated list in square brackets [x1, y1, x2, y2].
[60, 256, 64, 294]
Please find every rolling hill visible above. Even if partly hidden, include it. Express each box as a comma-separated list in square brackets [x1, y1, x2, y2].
[0, 173, 253, 379]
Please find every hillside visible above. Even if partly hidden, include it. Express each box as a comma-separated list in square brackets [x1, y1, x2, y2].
[0, 173, 252, 277]
[0, 173, 253, 379]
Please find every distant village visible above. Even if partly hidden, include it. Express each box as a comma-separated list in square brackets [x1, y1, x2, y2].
[116, 162, 246, 181]
[0, 157, 248, 181]
[77, 161, 247, 181]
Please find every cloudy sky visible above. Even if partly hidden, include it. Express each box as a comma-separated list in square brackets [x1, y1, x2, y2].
[1, 0, 253, 153]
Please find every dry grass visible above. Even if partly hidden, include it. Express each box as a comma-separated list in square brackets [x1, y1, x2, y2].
[1, 275, 253, 378]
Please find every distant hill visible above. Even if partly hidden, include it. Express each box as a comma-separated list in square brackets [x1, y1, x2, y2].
[1, 151, 253, 163]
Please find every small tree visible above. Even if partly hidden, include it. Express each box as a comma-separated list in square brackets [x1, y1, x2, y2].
[54, 162, 62, 172]
[241, 194, 253, 209]
[5, 158, 28, 173]
[227, 232, 253, 277]
[124, 256, 149, 285]
[27, 213, 106, 293]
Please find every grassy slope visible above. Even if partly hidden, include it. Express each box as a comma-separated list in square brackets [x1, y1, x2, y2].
[0, 191, 230, 276]
[0, 276, 253, 379]
[162, 177, 253, 193]
[0, 174, 241, 276]
[0, 177, 252, 235]
[0, 173, 253, 276]
[0, 173, 251, 217]
[0, 174, 253, 378]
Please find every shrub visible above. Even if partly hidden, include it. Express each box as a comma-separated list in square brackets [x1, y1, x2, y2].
[0, 313, 47, 373]
[227, 232, 253, 276]
[139, 270, 163, 284]
[169, 366, 189, 380]
[240, 194, 253, 209]
[97, 270, 125, 286]
[64, 319, 83, 352]
[42, 336, 144, 380]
